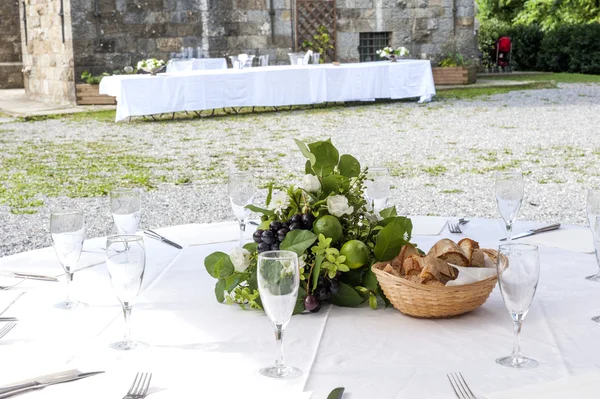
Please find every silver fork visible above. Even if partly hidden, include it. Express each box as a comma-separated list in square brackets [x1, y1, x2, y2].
[123, 372, 152, 399]
[0, 322, 17, 340]
[447, 372, 476, 399]
[448, 223, 462, 234]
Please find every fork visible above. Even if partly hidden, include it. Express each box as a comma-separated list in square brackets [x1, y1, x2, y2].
[448, 223, 462, 234]
[123, 372, 152, 399]
[0, 322, 17, 340]
[447, 372, 476, 399]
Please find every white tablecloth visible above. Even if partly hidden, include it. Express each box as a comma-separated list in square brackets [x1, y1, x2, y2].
[1, 218, 599, 398]
[166, 58, 227, 73]
[99, 61, 436, 122]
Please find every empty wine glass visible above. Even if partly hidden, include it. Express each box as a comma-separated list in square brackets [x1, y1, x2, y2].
[110, 188, 141, 234]
[496, 243, 540, 369]
[106, 235, 147, 350]
[365, 167, 391, 215]
[50, 209, 87, 310]
[495, 171, 524, 241]
[586, 189, 600, 282]
[257, 250, 302, 379]
[228, 172, 255, 247]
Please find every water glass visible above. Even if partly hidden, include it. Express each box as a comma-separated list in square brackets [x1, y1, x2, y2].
[50, 209, 87, 310]
[106, 235, 147, 350]
[495, 171, 524, 241]
[312, 53, 320, 64]
[110, 188, 141, 234]
[257, 250, 302, 379]
[496, 243, 540, 369]
[365, 167, 391, 214]
[228, 172, 255, 246]
[586, 189, 600, 281]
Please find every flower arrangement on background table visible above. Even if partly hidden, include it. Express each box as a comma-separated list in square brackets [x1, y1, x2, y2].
[136, 58, 165, 75]
[205, 139, 414, 314]
[376, 46, 410, 62]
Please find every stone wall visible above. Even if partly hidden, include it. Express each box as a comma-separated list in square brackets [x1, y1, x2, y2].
[336, 0, 476, 62]
[20, 0, 76, 104]
[0, 0, 24, 89]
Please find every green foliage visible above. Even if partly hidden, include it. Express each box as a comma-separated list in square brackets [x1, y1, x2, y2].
[301, 25, 335, 63]
[80, 71, 110, 85]
[537, 23, 600, 74]
[514, 0, 600, 31]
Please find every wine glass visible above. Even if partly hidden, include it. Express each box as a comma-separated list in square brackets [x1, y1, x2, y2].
[586, 189, 600, 281]
[495, 171, 524, 241]
[496, 243, 540, 369]
[228, 172, 255, 247]
[365, 167, 391, 215]
[110, 188, 141, 234]
[106, 235, 147, 350]
[257, 250, 302, 379]
[50, 209, 87, 310]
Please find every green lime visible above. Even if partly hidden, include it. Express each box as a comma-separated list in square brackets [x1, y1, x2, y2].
[313, 215, 343, 244]
[340, 240, 370, 269]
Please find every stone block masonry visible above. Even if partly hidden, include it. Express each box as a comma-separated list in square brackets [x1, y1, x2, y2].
[0, 0, 24, 89]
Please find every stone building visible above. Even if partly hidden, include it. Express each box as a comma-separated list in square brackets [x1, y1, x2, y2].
[10, 0, 476, 105]
[0, 0, 23, 89]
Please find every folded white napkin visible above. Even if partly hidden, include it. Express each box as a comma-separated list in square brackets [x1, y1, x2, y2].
[520, 228, 594, 253]
[410, 216, 448, 236]
[487, 372, 600, 398]
[446, 254, 497, 286]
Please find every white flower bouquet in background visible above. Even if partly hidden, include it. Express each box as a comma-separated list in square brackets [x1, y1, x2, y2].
[136, 58, 165, 75]
[376, 46, 410, 61]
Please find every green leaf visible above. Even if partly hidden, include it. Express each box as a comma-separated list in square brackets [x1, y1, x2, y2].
[225, 274, 243, 291]
[280, 230, 318, 256]
[374, 217, 413, 261]
[338, 154, 361, 178]
[321, 174, 347, 195]
[363, 267, 379, 292]
[245, 204, 274, 216]
[379, 206, 398, 219]
[327, 388, 345, 399]
[266, 182, 273, 207]
[329, 281, 364, 307]
[293, 286, 307, 315]
[312, 254, 323, 291]
[369, 294, 378, 310]
[339, 269, 364, 287]
[376, 286, 391, 308]
[295, 139, 316, 164]
[308, 139, 339, 176]
[215, 279, 226, 303]
[243, 242, 257, 253]
[204, 252, 235, 279]
[305, 160, 314, 175]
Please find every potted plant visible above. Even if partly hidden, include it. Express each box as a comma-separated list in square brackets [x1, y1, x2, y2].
[432, 42, 477, 85]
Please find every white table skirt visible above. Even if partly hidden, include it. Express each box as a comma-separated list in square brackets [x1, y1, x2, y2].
[1, 218, 599, 398]
[165, 58, 227, 73]
[99, 61, 436, 122]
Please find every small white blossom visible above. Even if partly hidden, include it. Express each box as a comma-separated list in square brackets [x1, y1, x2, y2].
[301, 174, 321, 193]
[229, 247, 251, 273]
[269, 191, 289, 214]
[327, 195, 353, 217]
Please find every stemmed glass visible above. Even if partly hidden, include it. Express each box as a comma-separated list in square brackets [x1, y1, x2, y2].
[228, 172, 255, 247]
[365, 167, 391, 215]
[50, 209, 88, 310]
[257, 250, 302, 379]
[106, 235, 147, 350]
[110, 188, 141, 234]
[586, 189, 600, 281]
[495, 171, 524, 241]
[496, 243, 540, 369]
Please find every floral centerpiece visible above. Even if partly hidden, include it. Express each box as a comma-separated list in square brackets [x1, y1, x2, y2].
[136, 58, 165, 75]
[205, 139, 414, 314]
[376, 46, 410, 62]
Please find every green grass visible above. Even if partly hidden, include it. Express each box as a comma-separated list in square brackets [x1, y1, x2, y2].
[422, 165, 448, 176]
[436, 81, 557, 100]
[484, 73, 600, 83]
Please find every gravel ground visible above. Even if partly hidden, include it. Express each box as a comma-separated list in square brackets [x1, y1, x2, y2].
[1, 82, 599, 256]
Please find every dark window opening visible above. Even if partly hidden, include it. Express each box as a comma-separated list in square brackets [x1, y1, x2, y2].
[358, 32, 391, 62]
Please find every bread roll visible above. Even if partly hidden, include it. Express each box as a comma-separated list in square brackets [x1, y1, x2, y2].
[402, 255, 424, 277]
[427, 238, 469, 266]
[458, 238, 480, 265]
[392, 243, 420, 270]
[471, 249, 485, 267]
[383, 263, 400, 277]
[419, 255, 458, 285]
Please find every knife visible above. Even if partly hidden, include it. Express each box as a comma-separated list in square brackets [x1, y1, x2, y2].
[500, 223, 561, 241]
[0, 272, 58, 282]
[0, 317, 18, 322]
[0, 371, 104, 398]
[144, 230, 183, 249]
[327, 387, 345, 399]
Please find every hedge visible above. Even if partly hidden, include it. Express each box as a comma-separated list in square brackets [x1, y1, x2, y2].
[478, 21, 600, 74]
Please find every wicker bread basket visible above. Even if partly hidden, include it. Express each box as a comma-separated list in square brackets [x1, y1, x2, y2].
[372, 262, 498, 318]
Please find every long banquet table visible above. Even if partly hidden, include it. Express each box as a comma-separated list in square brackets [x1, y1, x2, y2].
[99, 61, 436, 122]
[1, 218, 600, 398]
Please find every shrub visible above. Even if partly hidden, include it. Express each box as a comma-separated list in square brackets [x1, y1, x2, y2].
[507, 24, 544, 71]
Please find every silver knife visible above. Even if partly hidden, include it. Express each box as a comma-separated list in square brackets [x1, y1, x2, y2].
[0, 371, 104, 398]
[0, 271, 58, 282]
[144, 230, 183, 249]
[500, 223, 561, 241]
[0, 317, 18, 322]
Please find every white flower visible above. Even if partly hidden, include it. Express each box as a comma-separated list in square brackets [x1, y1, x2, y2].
[269, 191, 289, 214]
[229, 247, 251, 273]
[398, 47, 410, 56]
[327, 195, 353, 217]
[301, 174, 321, 193]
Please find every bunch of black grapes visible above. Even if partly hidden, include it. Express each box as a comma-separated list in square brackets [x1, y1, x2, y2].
[304, 272, 341, 313]
[253, 213, 316, 253]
